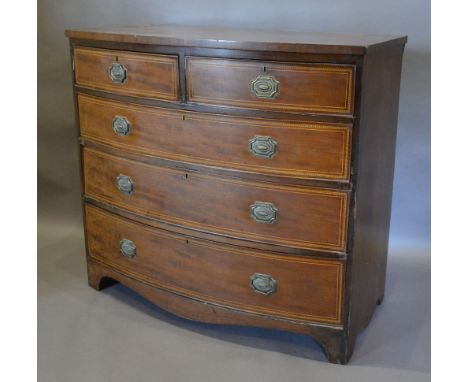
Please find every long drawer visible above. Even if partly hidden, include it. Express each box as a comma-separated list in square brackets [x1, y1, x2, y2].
[74, 47, 179, 100]
[83, 148, 349, 252]
[186, 57, 355, 115]
[85, 205, 344, 325]
[78, 94, 351, 181]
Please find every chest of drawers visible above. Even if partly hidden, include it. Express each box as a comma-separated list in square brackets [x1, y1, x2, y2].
[66, 26, 406, 364]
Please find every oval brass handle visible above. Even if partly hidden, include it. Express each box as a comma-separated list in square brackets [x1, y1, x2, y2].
[120, 239, 137, 258]
[250, 201, 278, 224]
[108, 62, 127, 84]
[250, 74, 280, 99]
[116, 174, 134, 194]
[249, 136, 277, 158]
[250, 273, 277, 295]
[112, 116, 131, 136]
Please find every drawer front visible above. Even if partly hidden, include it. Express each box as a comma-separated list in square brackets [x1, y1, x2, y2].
[186, 57, 355, 114]
[78, 94, 351, 181]
[86, 205, 344, 324]
[74, 47, 179, 100]
[83, 149, 349, 252]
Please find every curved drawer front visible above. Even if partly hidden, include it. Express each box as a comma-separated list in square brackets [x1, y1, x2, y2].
[83, 149, 349, 252]
[74, 47, 179, 100]
[85, 205, 344, 325]
[78, 94, 351, 181]
[186, 57, 355, 114]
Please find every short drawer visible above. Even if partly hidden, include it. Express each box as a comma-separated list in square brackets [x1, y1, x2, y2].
[78, 94, 351, 181]
[85, 205, 344, 325]
[186, 57, 355, 115]
[74, 47, 179, 100]
[83, 148, 349, 252]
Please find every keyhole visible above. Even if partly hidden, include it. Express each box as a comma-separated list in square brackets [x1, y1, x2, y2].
[182, 115, 186, 121]
[263, 66, 266, 72]
[115, 56, 119, 62]
[185, 173, 188, 179]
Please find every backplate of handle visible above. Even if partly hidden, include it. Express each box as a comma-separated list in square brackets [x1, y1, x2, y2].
[108, 62, 127, 84]
[116, 174, 134, 194]
[250, 201, 278, 224]
[249, 136, 277, 158]
[250, 273, 277, 295]
[120, 239, 137, 258]
[112, 116, 131, 136]
[250, 74, 280, 99]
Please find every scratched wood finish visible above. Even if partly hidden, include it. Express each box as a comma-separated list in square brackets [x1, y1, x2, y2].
[86, 205, 344, 324]
[186, 57, 355, 114]
[74, 47, 179, 100]
[83, 148, 348, 252]
[78, 93, 352, 181]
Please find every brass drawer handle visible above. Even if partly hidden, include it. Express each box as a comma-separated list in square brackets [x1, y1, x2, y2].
[112, 116, 131, 136]
[250, 74, 280, 99]
[116, 174, 134, 194]
[250, 201, 278, 224]
[120, 239, 137, 258]
[249, 136, 277, 158]
[108, 62, 127, 84]
[250, 273, 277, 295]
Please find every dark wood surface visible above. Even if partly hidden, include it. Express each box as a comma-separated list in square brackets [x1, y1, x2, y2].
[86, 205, 344, 324]
[67, 27, 406, 364]
[65, 25, 407, 55]
[78, 93, 352, 181]
[186, 57, 355, 115]
[344, 42, 406, 357]
[74, 47, 180, 100]
[83, 148, 349, 252]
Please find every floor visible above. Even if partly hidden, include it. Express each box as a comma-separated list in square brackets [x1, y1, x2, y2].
[38, 213, 430, 382]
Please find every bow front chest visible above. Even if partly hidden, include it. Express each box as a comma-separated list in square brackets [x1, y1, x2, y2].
[66, 26, 406, 363]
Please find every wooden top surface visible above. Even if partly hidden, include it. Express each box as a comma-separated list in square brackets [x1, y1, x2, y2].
[65, 25, 407, 55]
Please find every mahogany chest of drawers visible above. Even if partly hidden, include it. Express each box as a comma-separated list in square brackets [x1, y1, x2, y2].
[65, 26, 406, 364]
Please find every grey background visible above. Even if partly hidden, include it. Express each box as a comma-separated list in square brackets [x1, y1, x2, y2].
[38, 0, 430, 381]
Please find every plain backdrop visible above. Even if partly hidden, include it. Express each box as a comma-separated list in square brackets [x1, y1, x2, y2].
[38, 1, 430, 381]
[38, 0, 430, 249]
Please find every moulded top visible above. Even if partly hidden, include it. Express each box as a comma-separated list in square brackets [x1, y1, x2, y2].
[65, 25, 407, 55]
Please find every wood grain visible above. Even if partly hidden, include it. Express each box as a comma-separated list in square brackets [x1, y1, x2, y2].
[186, 57, 355, 114]
[78, 93, 352, 181]
[65, 25, 407, 55]
[345, 42, 406, 355]
[83, 148, 349, 252]
[74, 47, 179, 100]
[87, 258, 350, 362]
[86, 205, 344, 324]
